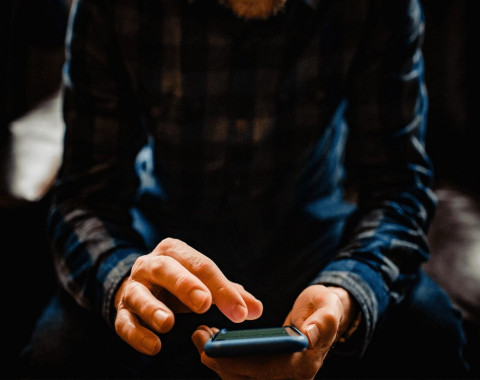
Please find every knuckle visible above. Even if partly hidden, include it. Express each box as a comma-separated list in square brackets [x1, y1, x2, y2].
[216, 286, 228, 297]
[322, 311, 339, 331]
[124, 280, 143, 298]
[310, 292, 326, 306]
[172, 273, 191, 293]
[137, 298, 154, 317]
[156, 237, 179, 254]
[114, 312, 132, 336]
[122, 282, 145, 308]
[233, 282, 245, 291]
[131, 255, 147, 275]
[189, 255, 211, 275]
[149, 255, 170, 277]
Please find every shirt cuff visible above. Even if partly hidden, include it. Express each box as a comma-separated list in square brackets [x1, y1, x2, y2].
[311, 259, 390, 356]
[97, 249, 143, 327]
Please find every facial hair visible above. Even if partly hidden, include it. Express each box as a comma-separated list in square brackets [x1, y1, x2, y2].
[219, 0, 287, 20]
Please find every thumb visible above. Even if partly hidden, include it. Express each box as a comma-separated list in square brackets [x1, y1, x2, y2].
[191, 325, 218, 354]
[283, 310, 321, 346]
[299, 310, 339, 349]
[304, 323, 321, 348]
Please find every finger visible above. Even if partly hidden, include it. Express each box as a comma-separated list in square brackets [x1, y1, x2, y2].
[132, 254, 213, 314]
[201, 351, 298, 379]
[115, 307, 161, 356]
[193, 327, 315, 380]
[297, 297, 341, 349]
[232, 283, 263, 320]
[161, 291, 197, 314]
[122, 280, 175, 333]
[300, 308, 339, 349]
[156, 238, 249, 322]
[191, 325, 218, 354]
[191, 325, 292, 378]
[288, 286, 342, 349]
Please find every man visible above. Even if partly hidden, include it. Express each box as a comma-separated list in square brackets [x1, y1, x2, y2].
[22, 0, 470, 378]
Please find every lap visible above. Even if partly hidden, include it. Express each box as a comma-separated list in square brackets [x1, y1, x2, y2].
[320, 271, 470, 379]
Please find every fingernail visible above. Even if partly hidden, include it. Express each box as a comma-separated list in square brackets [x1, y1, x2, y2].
[153, 310, 168, 329]
[142, 336, 158, 353]
[189, 289, 209, 310]
[231, 304, 247, 322]
[305, 324, 320, 347]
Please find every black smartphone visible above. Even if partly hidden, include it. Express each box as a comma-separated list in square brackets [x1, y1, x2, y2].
[204, 325, 309, 357]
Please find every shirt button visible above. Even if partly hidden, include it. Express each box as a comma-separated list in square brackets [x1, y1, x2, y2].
[235, 119, 249, 134]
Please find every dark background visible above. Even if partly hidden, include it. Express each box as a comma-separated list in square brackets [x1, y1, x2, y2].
[421, 0, 473, 193]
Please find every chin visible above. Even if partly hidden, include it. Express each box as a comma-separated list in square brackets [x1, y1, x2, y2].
[227, 0, 287, 20]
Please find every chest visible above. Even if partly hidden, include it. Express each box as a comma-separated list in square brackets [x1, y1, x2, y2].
[116, 1, 360, 142]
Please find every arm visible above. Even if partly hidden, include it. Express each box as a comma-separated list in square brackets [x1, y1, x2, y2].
[314, 0, 436, 356]
[48, 0, 146, 323]
[49, 0, 263, 355]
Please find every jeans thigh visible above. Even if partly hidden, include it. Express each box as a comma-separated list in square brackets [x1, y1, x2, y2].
[319, 271, 470, 379]
[19, 289, 155, 379]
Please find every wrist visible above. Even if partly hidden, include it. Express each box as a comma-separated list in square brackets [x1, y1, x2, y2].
[327, 286, 362, 342]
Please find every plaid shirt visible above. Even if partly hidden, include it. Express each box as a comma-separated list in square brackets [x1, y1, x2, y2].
[50, 0, 435, 355]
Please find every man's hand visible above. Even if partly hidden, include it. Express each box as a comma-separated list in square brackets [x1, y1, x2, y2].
[114, 238, 263, 355]
[191, 284, 358, 379]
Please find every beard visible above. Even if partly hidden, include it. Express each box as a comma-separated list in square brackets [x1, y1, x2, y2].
[219, 0, 287, 20]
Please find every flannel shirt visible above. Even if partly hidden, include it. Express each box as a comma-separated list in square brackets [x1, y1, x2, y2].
[49, 0, 436, 355]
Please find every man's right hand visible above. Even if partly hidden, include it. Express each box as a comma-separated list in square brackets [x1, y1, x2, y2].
[114, 238, 263, 355]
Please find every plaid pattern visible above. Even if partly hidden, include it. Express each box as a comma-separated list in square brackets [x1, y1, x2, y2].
[50, 0, 435, 353]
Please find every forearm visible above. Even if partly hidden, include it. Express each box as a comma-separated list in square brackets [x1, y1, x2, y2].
[327, 286, 360, 342]
[314, 177, 436, 352]
[47, 197, 146, 324]
[48, 0, 150, 323]
[314, 0, 436, 356]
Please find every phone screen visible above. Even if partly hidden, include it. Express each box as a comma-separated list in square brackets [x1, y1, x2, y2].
[204, 326, 308, 357]
[214, 327, 297, 340]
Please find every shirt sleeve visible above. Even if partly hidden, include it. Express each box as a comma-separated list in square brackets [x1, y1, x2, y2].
[47, 0, 148, 326]
[312, 0, 437, 356]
